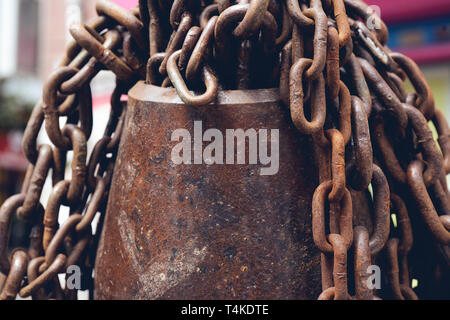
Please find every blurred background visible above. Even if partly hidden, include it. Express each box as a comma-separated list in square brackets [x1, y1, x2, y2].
[0, 0, 135, 203]
[0, 0, 449, 202]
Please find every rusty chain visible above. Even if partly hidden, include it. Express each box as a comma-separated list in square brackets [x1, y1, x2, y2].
[0, 0, 449, 300]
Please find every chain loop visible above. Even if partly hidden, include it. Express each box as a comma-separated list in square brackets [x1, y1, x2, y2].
[167, 50, 219, 106]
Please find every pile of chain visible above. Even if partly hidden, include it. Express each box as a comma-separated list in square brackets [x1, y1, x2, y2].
[0, 0, 449, 300]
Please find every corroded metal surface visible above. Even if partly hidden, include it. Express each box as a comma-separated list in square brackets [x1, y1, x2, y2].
[94, 82, 321, 299]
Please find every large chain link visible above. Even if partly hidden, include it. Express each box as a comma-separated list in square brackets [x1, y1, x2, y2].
[0, 0, 449, 300]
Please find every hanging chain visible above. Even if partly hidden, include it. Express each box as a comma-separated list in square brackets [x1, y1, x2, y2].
[0, 0, 449, 300]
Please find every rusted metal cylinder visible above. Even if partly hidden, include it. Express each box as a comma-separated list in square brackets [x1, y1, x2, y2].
[94, 82, 321, 299]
